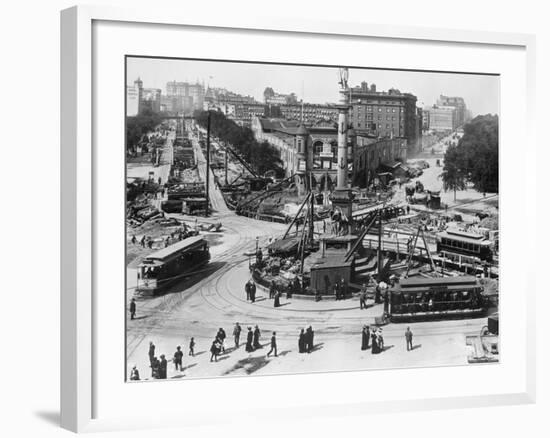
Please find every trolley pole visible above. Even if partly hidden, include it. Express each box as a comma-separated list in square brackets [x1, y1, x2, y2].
[224, 142, 228, 186]
[377, 208, 383, 282]
[205, 111, 211, 217]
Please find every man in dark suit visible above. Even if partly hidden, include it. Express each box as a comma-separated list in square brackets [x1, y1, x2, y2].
[245, 281, 251, 301]
[130, 298, 136, 320]
[405, 327, 413, 351]
[250, 281, 257, 303]
[267, 332, 278, 357]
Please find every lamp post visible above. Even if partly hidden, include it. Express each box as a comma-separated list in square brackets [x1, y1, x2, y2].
[255, 236, 259, 253]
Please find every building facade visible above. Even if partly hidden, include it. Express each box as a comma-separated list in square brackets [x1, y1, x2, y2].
[252, 117, 407, 188]
[427, 105, 457, 132]
[437, 95, 467, 128]
[126, 77, 162, 115]
[165, 81, 205, 114]
[348, 82, 422, 154]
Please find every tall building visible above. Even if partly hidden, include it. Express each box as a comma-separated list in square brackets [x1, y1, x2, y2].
[252, 116, 406, 187]
[126, 77, 161, 115]
[437, 95, 467, 128]
[165, 80, 205, 114]
[427, 105, 457, 132]
[348, 82, 422, 154]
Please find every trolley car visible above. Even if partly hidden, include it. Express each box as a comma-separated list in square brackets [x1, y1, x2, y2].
[436, 229, 493, 262]
[389, 276, 485, 322]
[135, 236, 210, 296]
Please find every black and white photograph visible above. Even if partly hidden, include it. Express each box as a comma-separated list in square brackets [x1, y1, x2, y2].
[125, 57, 500, 381]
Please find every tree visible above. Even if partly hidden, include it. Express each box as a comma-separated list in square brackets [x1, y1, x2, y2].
[193, 110, 283, 177]
[441, 144, 467, 201]
[441, 114, 499, 197]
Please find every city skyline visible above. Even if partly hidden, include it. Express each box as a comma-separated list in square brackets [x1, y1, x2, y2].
[127, 57, 500, 117]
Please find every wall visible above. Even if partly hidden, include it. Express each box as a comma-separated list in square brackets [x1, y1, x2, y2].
[1, 1, 548, 438]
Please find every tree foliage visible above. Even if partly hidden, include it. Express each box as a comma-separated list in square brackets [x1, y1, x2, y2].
[126, 108, 162, 150]
[441, 114, 499, 194]
[194, 110, 284, 177]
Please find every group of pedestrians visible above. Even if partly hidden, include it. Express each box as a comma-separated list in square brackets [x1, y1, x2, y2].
[140, 339, 196, 380]
[245, 325, 263, 352]
[359, 325, 384, 354]
[245, 279, 257, 303]
[360, 325, 415, 354]
[298, 326, 315, 353]
[131, 234, 154, 249]
[210, 328, 226, 362]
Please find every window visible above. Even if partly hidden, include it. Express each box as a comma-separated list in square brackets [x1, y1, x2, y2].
[387, 108, 390, 112]
[378, 108, 382, 112]
[392, 108, 396, 113]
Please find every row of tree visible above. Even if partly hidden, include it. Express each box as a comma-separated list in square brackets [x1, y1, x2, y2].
[441, 114, 499, 199]
[194, 110, 284, 177]
[126, 108, 163, 151]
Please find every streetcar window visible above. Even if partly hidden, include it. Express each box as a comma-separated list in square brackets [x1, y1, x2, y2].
[473, 245, 479, 253]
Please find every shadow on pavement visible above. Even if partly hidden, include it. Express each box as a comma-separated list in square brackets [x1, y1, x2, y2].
[34, 411, 59, 426]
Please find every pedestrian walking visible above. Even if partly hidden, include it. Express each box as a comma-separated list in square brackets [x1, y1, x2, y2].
[245, 327, 254, 352]
[306, 326, 314, 353]
[269, 280, 276, 299]
[267, 332, 278, 357]
[233, 322, 242, 348]
[164, 236, 170, 248]
[371, 329, 380, 354]
[245, 280, 251, 301]
[140, 235, 146, 248]
[250, 281, 257, 303]
[130, 365, 140, 381]
[130, 298, 136, 320]
[147, 238, 153, 249]
[274, 290, 281, 308]
[173, 346, 183, 371]
[159, 355, 167, 379]
[405, 327, 413, 351]
[210, 340, 221, 362]
[253, 325, 262, 350]
[361, 325, 370, 350]
[148, 341, 155, 366]
[359, 284, 367, 310]
[188, 337, 195, 357]
[333, 282, 340, 301]
[298, 328, 306, 353]
[217, 328, 226, 353]
[151, 356, 160, 378]
[131, 235, 137, 245]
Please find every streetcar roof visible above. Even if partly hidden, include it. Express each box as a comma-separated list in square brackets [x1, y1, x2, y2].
[393, 275, 479, 292]
[140, 236, 206, 263]
[437, 230, 490, 244]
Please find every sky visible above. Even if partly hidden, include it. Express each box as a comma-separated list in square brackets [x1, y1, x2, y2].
[127, 57, 500, 116]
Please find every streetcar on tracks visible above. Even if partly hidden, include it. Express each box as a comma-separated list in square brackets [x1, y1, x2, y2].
[135, 236, 210, 296]
[389, 276, 486, 322]
[436, 228, 493, 262]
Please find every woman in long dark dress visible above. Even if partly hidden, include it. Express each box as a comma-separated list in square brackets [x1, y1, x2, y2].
[274, 291, 281, 308]
[298, 328, 306, 353]
[361, 325, 370, 350]
[253, 325, 262, 349]
[245, 327, 254, 352]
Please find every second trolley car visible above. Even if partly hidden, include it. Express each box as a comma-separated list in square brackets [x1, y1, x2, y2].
[389, 276, 485, 322]
[135, 236, 210, 296]
[436, 228, 493, 262]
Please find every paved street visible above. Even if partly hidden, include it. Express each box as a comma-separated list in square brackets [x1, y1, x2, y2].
[126, 212, 487, 380]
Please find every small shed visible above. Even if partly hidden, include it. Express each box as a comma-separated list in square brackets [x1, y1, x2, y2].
[309, 256, 353, 296]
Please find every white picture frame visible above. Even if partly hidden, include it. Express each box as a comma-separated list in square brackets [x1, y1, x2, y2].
[61, 5, 536, 433]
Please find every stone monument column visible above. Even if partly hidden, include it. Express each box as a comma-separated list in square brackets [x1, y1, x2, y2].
[331, 68, 354, 221]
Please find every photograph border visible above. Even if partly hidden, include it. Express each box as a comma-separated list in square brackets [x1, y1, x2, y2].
[61, 5, 536, 432]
